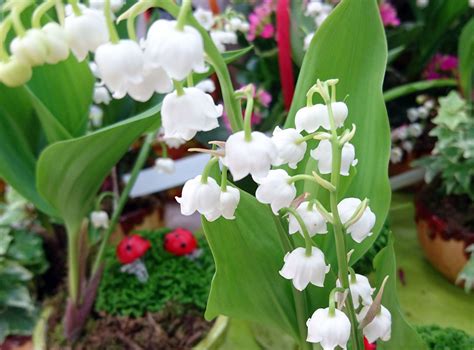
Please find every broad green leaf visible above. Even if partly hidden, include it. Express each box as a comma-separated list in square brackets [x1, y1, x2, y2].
[459, 18, 474, 102]
[202, 188, 299, 339]
[0, 307, 37, 342]
[284, 0, 391, 265]
[373, 235, 427, 350]
[36, 105, 160, 235]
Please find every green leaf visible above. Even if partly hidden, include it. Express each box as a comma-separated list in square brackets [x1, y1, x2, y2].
[202, 189, 299, 339]
[459, 18, 474, 101]
[36, 105, 160, 234]
[373, 235, 427, 350]
[383, 79, 457, 103]
[0, 307, 37, 342]
[284, 0, 391, 264]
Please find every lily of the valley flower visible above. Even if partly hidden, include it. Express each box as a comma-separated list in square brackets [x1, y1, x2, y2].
[10, 29, 49, 66]
[295, 102, 349, 133]
[255, 169, 296, 214]
[357, 305, 392, 343]
[223, 131, 277, 181]
[155, 158, 175, 174]
[41, 23, 70, 64]
[336, 273, 375, 308]
[89, 105, 103, 127]
[210, 30, 237, 52]
[0, 57, 32, 87]
[310, 140, 357, 176]
[210, 186, 240, 221]
[144, 20, 206, 80]
[95, 40, 144, 99]
[65, 8, 109, 61]
[271, 127, 307, 169]
[306, 307, 351, 350]
[162, 87, 222, 140]
[89, 0, 125, 12]
[127, 67, 173, 102]
[193, 7, 215, 31]
[176, 175, 221, 221]
[289, 201, 327, 237]
[279, 246, 330, 291]
[195, 78, 216, 93]
[91, 210, 109, 229]
[338, 198, 376, 243]
[93, 85, 111, 105]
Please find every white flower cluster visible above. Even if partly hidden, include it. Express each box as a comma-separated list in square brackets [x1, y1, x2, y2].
[390, 96, 434, 164]
[303, 0, 334, 51]
[193, 7, 249, 53]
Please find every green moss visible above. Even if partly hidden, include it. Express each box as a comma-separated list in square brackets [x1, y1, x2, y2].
[95, 228, 215, 317]
[417, 325, 474, 350]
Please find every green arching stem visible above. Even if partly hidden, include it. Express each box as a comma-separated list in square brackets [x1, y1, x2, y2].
[306, 85, 318, 107]
[348, 267, 357, 284]
[160, 142, 168, 158]
[0, 18, 12, 62]
[127, 16, 137, 41]
[68, 0, 82, 16]
[10, 6, 27, 37]
[324, 83, 364, 350]
[220, 165, 228, 191]
[173, 79, 185, 96]
[328, 287, 346, 317]
[243, 86, 255, 142]
[94, 191, 116, 211]
[281, 207, 313, 257]
[289, 174, 335, 192]
[187, 73, 194, 87]
[32, 0, 55, 28]
[55, 0, 65, 25]
[176, 0, 192, 31]
[273, 215, 312, 350]
[104, 0, 120, 43]
[91, 132, 155, 275]
[201, 157, 219, 184]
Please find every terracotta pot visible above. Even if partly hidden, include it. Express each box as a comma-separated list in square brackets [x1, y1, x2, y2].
[415, 198, 472, 284]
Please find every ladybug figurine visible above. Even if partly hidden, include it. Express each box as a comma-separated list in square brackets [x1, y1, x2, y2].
[116, 234, 151, 283]
[164, 228, 198, 256]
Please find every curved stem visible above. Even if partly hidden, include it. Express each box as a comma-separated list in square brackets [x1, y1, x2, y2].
[11, 7, 27, 37]
[0, 18, 12, 62]
[201, 157, 219, 183]
[55, 0, 65, 25]
[176, 0, 192, 31]
[104, 0, 119, 43]
[328, 287, 346, 316]
[91, 132, 154, 275]
[95, 191, 116, 210]
[127, 16, 137, 41]
[243, 87, 254, 141]
[220, 165, 228, 191]
[32, 0, 55, 28]
[68, 0, 82, 16]
[281, 207, 313, 256]
[173, 79, 185, 96]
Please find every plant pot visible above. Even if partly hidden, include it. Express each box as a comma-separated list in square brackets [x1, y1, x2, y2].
[415, 196, 473, 284]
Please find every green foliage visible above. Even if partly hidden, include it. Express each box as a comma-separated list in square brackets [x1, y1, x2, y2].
[416, 325, 474, 350]
[459, 18, 474, 103]
[353, 222, 390, 275]
[415, 91, 474, 199]
[95, 229, 214, 317]
[0, 228, 48, 342]
[373, 235, 427, 350]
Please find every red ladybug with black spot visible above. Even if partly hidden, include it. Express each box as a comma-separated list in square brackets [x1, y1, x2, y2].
[163, 228, 198, 256]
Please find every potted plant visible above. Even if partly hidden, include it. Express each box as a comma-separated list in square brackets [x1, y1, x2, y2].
[414, 91, 474, 287]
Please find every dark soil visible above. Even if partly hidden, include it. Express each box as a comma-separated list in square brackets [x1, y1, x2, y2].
[418, 180, 474, 234]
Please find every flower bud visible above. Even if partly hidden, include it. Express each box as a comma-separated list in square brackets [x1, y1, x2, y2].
[91, 210, 109, 229]
[93, 85, 111, 105]
[0, 57, 32, 87]
[162, 87, 222, 141]
[271, 126, 307, 169]
[255, 169, 296, 214]
[280, 247, 330, 291]
[154, 158, 175, 174]
[10, 29, 49, 66]
[306, 307, 351, 349]
[218, 186, 240, 220]
[42, 22, 69, 64]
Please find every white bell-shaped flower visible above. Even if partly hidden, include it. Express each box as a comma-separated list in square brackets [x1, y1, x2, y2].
[95, 40, 145, 99]
[41, 23, 69, 64]
[219, 186, 240, 220]
[338, 198, 376, 243]
[89, 0, 124, 12]
[154, 158, 175, 174]
[255, 169, 296, 214]
[89, 105, 103, 127]
[331, 102, 349, 128]
[0, 57, 32, 87]
[223, 131, 276, 181]
[10, 29, 49, 66]
[289, 201, 327, 237]
[336, 273, 374, 308]
[144, 20, 206, 80]
[306, 308, 351, 349]
[65, 8, 109, 61]
[280, 247, 330, 291]
[195, 78, 216, 93]
[93, 85, 111, 105]
[271, 127, 307, 169]
[163, 135, 186, 149]
[210, 30, 237, 52]
[90, 210, 109, 229]
[128, 67, 173, 102]
[175, 175, 221, 221]
[162, 87, 222, 141]
[357, 305, 392, 343]
[295, 104, 329, 133]
[310, 140, 357, 176]
[193, 8, 215, 31]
